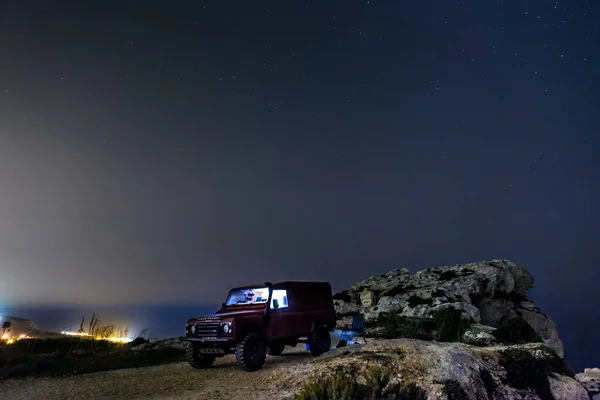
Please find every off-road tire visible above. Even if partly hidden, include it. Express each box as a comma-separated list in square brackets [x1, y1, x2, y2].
[186, 344, 216, 369]
[267, 340, 285, 356]
[235, 332, 267, 371]
[309, 326, 331, 357]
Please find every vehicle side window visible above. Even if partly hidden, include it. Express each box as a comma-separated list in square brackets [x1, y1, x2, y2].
[270, 289, 289, 309]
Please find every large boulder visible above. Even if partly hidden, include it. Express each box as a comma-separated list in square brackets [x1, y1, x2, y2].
[575, 367, 600, 399]
[517, 308, 564, 358]
[478, 298, 517, 326]
[284, 338, 587, 400]
[333, 259, 564, 357]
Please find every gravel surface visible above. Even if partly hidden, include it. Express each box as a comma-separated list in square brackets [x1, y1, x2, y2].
[0, 347, 313, 400]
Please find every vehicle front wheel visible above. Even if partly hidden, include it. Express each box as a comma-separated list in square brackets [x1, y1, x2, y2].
[308, 326, 331, 357]
[235, 332, 267, 371]
[267, 340, 285, 356]
[186, 344, 216, 369]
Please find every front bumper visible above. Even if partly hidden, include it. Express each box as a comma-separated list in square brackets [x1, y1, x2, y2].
[179, 336, 232, 343]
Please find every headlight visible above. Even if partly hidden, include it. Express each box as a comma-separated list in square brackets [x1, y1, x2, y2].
[190, 325, 196, 333]
[221, 322, 232, 336]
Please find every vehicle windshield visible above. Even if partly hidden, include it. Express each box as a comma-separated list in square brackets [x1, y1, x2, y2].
[225, 287, 270, 306]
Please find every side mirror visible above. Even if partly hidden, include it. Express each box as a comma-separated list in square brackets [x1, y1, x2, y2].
[272, 299, 279, 309]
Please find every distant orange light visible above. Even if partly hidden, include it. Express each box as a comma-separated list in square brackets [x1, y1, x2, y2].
[61, 330, 131, 343]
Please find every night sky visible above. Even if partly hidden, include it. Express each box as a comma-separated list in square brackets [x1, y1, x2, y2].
[0, 1, 598, 370]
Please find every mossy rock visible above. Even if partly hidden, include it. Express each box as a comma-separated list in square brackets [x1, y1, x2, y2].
[497, 346, 572, 400]
[497, 348, 559, 399]
[372, 312, 436, 340]
[433, 308, 471, 342]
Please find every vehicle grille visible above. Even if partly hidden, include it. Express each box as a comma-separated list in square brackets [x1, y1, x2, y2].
[192, 322, 220, 337]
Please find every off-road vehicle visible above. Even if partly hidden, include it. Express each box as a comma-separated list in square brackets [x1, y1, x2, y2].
[180, 281, 336, 371]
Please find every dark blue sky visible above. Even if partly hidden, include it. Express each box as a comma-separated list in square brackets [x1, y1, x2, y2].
[0, 0, 598, 370]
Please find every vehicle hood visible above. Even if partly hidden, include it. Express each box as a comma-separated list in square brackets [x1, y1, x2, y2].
[190, 309, 263, 322]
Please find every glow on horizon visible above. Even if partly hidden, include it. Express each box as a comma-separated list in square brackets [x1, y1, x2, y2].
[61, 330, 132, 343]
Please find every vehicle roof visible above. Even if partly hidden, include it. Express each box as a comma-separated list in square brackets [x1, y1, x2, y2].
[230, 281, 331, 291]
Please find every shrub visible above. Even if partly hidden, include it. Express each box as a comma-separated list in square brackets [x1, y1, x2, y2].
[294, 368, 361, 400]
[0, 337, 185, 379]
[491, 317, 542, 344]
[364, 364, 391, 398]
[393, 380, 428, 400]
[434, 308, 470, 342]
[294, 365, 427, 400]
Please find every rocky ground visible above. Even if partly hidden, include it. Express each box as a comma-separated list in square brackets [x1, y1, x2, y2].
[0, 346, 311, 400]
[0, 339, 594, 400]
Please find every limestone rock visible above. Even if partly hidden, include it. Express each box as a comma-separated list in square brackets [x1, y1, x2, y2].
[335, 316, 353, 329]
[334, 259, 564, 358]
[548, 373, 590, 400]
[506, 262, 535, 296]
[462, 324, 497, 347]
[359, 289, 377, 307]
[479, 298, 517, 326]
[287, 338, 583, 400]
[575, 367, 600, 399]
[518, 308, 564, 358]
[348, 268, 411, 295]
[431, 302, 481, 323]
[333, 299, 361, 317]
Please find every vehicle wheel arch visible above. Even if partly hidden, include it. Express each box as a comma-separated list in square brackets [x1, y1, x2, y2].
[236, 323, 265, 341]
[310, 319, 328, 333]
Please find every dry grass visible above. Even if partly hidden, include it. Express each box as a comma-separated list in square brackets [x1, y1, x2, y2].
[0, 336, 186, 379]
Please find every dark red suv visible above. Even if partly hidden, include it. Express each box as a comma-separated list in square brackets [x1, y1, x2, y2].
[180, 281, 336, 371]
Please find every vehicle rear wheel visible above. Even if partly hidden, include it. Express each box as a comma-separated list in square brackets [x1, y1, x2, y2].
[186, 344, 216, 369]
[267, 340, 285, 356]
[235, 332, 267, 371]
[308, 326, 331, 357]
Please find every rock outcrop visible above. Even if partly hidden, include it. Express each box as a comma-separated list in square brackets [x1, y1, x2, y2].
[333, 259, 565, 357]
[287, 339, 588, 400]
[575, 368, 600, 399]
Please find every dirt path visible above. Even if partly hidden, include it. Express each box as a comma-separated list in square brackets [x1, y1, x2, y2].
[0, 348, 313, 400]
